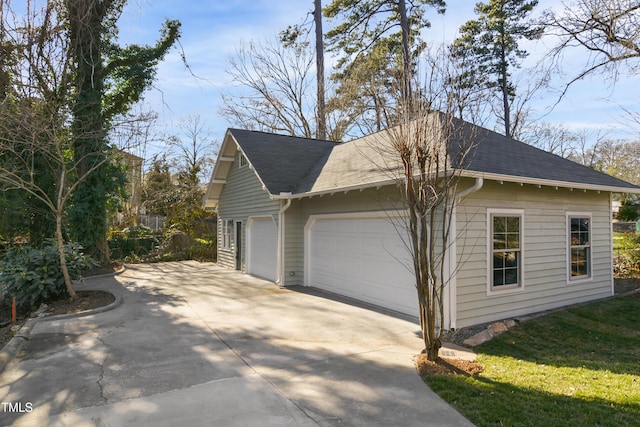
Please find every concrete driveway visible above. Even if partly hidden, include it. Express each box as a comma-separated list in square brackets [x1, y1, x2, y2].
[0, 261, 474, 426]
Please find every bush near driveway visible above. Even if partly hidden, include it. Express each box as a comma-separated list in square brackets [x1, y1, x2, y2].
[0, 241, 96, 312]
[424, 296, 640, 427]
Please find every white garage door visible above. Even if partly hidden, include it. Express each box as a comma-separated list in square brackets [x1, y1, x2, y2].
[247, 218, 277, 281]
[307, 215, 417, 317]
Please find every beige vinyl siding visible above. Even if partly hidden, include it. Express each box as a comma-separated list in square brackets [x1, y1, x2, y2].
[282, 186, 406, 287]
[217, 152, 280, 272]
[455, 180, 612, 328]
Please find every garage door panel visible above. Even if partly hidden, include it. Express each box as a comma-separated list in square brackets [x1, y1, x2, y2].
[307, 216, 417, 317]
[248, 218, 277, 281]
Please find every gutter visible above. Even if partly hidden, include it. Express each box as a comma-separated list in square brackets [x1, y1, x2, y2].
[459, 171, 640, 194]
[276, 193, 292, 285]
[445, 177, 483, 331]
[454, 177, 484, 200]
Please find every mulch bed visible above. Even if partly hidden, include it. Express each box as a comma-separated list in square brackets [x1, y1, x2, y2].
[416, 354, 484, 377]
[45, 290, 115, 316]
[0, 266, 120, 351]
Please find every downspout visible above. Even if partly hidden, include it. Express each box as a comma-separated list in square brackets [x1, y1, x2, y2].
[455, 177, 484, 200]
[446, 177, 484, 330]
[276, 194, 292, 286]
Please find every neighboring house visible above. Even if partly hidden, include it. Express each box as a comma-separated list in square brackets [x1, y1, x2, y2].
[115, 150, 144, 227]
[203, 117, 640, 329]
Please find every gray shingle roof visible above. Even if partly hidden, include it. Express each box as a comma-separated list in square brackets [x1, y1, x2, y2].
[228, 129, 337, 194]
[226, 119, 639, 197]
[451, 118, 638, 190]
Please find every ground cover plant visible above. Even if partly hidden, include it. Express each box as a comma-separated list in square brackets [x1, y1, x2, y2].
[423, 295, 640, 427]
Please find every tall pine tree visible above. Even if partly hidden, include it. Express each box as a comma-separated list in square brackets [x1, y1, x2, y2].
[450, 0, 541, 138]
[323, 0, 446, 132]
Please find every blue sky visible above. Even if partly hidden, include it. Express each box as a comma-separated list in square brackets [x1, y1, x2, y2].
[117, 0, 639, 152]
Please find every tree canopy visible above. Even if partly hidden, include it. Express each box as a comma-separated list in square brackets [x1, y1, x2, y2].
[450, 0, 542, 138]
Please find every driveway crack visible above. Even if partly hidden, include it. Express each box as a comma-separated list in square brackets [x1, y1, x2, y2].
[95, 335, 108, 404]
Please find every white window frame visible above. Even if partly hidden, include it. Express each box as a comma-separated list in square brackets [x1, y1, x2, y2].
[487, 209, 525, 295]
[567, 212, 592, 282]
[221, 218, 234, 250]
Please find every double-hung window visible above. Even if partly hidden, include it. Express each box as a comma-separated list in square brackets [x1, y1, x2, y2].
[488, 209, 524, 292]
[568, 214, 591, 280]
[221, 219, 234, 250]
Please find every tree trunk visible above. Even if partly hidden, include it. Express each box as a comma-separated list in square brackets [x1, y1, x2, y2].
[314, 0, 327, 140]
[55, 168, 77, 300]
[66, 0, 112, 265]
[499, 23, 511, 138]
[398, 0, 412, 105]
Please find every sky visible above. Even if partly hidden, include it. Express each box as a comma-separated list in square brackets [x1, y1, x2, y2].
[116, 0, 639, 159]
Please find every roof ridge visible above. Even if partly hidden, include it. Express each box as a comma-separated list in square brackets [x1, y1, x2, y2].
[229, 128, 341, 145]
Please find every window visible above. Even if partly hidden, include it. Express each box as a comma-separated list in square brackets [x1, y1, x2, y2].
[221, 219, 234, 249]
[239, 153, 248, 168]
[488, 210, 523, 291]
[568, 214, 591, 280]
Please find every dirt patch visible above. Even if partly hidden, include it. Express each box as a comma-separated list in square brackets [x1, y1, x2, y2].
[45, 290, 115, 316]
[415, 354, 484, 377]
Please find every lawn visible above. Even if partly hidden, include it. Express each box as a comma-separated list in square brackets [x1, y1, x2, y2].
[425, 295, 640, 427]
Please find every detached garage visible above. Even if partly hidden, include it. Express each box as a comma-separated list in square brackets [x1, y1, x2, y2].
[206, 124, 640, 329]
[304, 214, 417, 317]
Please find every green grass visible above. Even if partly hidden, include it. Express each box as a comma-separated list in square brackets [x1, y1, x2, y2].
[425, 296, 640, 427]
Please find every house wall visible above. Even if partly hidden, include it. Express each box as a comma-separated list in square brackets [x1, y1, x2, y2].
[455, 180, 613, 328]
[217, 152, 280, 272]
[282, 186, 406, 286]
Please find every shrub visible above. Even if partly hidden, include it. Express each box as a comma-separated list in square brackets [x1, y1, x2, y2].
[0, 241, 96, 312]
[144, 230, 216, 263]
[617, 204, 639, 221]
[108, 225, 159, 261]
[614, 232, 640, 277]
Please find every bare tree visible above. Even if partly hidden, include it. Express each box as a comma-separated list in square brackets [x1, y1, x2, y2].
[569, 129, 607, 167]
[543, 0, 640, 99]
[163, 115, 218, 234]
[168, 115, 218, 185]
[0, 100, 123, 299]
[519, 121, 579, 157]
[220, 37, 316, 138]
[373, 53, 479, 361]
[0, 0, 148, 299]
[220, 34, 354, 141]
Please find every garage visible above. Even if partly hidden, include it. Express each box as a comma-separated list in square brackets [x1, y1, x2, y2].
[247, 217, 278, 281]
[305, 214, 417, 317]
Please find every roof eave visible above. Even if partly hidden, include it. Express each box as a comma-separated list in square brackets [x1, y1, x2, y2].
[460, 170, 640, 194]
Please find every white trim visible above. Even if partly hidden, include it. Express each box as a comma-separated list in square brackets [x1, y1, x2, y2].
[609, 194, 615, 295]
[220, 218, 234, 251]
[445, 205, 457, 330]
[267, 172, 640, 203]
[566, 212, 593, 284]
[486, 208, 525, 296]
[239, 153, 248, 168]
[460, 170, 640, 194]
[276, 199, 292, 285]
